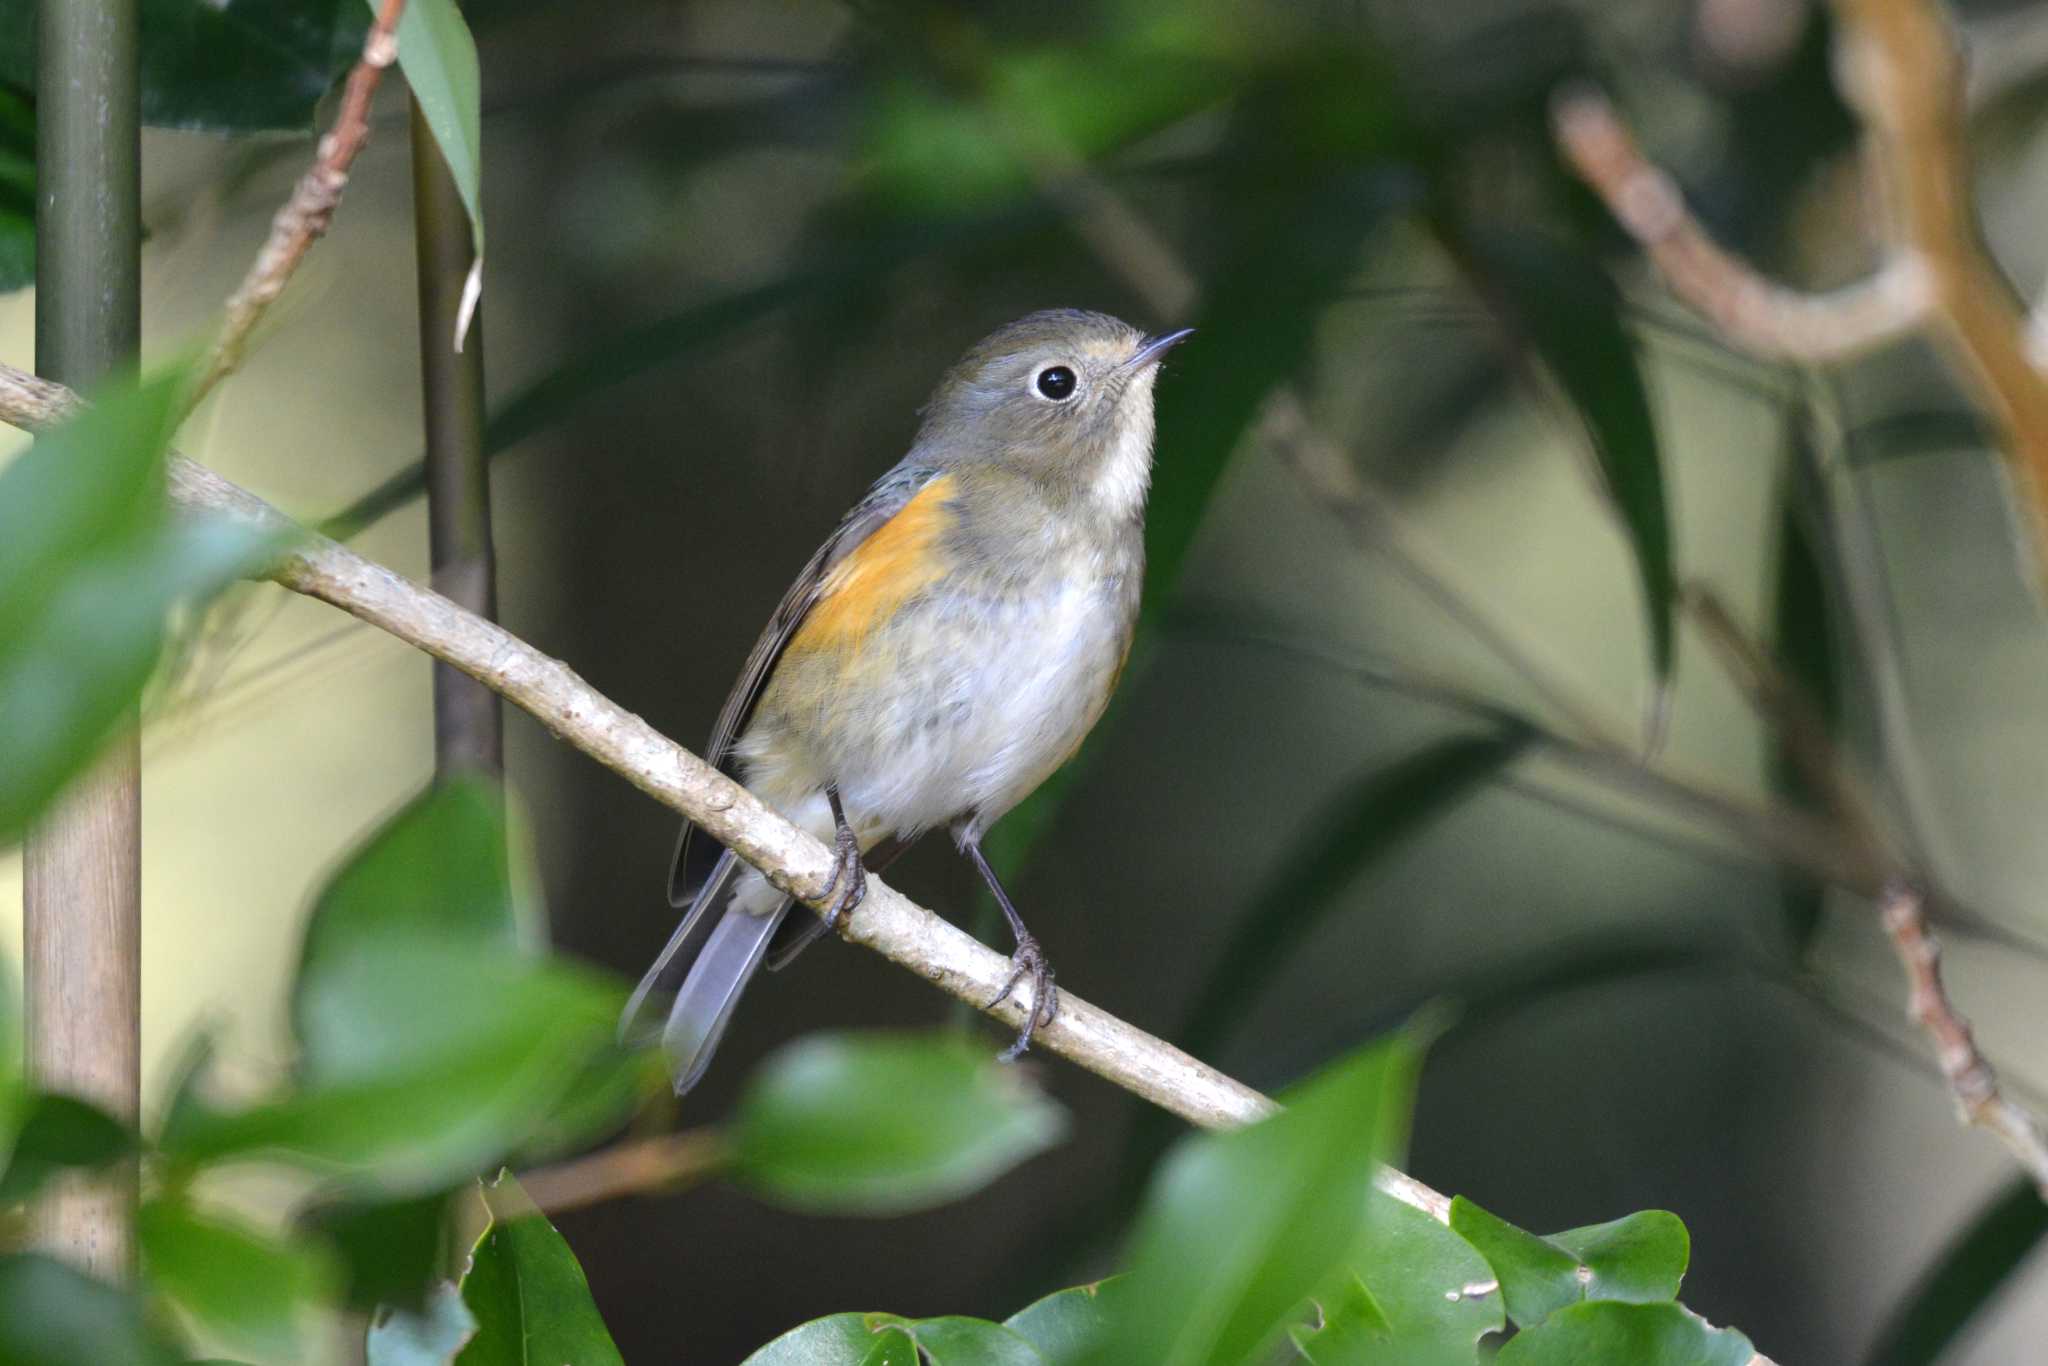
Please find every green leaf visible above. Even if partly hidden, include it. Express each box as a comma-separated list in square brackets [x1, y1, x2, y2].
[1445, 1198, 1583, 1329]
[455, 1176, 623, 1366]
[0, 82, 33, 292]
[741, 1313, 912, 1366]
[368, 1283, 478, 1366]
[1091, 1032, 1422, 1366]
[1452, 229, 1676, 689]
[743, 1314, 1043, 1366]
[0, 1, 364, 131]
[138, 1196, 334, 1361]
[1004, 1280, 1130, 1365]
[0, 1252, 183, 1365]
[1493, 1300, 1755, 1366]
[1768, 446, 1839, 958]
[1448, 1200, 1688, 1329]
[0, 1093, 135, 1204]
[0, 364, 275, 840]
[1864, 1177, 2048, 1366]
[301, 1187, 455, 1311]
[1294, 1190, 1504, 1365]
[730, 1031, 1067, 1215]
[381, 0, 483, 269]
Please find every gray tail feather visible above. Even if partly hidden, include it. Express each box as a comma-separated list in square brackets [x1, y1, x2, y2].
[620, 847, 793, 1094]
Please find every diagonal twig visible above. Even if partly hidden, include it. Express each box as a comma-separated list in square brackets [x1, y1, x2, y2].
[189, 0, 409, 408]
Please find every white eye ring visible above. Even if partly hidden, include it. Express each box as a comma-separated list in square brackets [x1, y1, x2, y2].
[1033, 365, 1078, 401]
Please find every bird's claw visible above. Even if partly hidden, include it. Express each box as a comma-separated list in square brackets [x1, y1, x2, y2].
[817, 821, 866, 931]
[985, 933, 1057, 1061]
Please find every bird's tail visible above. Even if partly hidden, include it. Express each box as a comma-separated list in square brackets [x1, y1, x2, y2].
[620, 846, 793, 1095]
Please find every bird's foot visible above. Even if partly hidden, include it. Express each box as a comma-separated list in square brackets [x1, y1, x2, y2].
[817, 819, 867, 931]
[984, 933, 1058, 1061]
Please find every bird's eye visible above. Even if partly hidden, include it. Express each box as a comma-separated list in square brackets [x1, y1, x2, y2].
[1035, 365, 1077, 401]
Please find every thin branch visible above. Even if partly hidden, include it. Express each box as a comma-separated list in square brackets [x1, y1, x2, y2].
[1880, 883, 2048, 1196]
[1550, 84, 1930, 362]
[508, 1128, 727, 1219]
[188, 0, 407, 408]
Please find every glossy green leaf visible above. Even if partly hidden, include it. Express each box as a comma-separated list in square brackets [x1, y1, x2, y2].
[1494, 1300, 1755, 1366]
[730, 1031, 1066, 1214]
[0, 1093, 134, 1204]
[380, 0, 483, 265]
[0, 1252, 183, 1365]
[1091, 1033, 1421, 1366]
[1295, 1190, 1504, 1365]
[1448, 1200, 1688, 1329]
[0, 1, 363, 132]
[0, 364, 275, 840]
[1865, 1177, 2048, 1366]
[456, 1176, 622, 1366]
[888, 1317, 1045, 1366]
[368, 1283, 478, 1366]
[1003, 1279, 1131, 1365]
[138, 1196, 334, 1360]
[742, 1313, 913, 1366]
[1453, 229, 1675, 687]
[302, 1187, 455, 1311]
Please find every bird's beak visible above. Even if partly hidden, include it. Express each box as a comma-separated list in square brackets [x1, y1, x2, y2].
[1124, 327, 1195, 370]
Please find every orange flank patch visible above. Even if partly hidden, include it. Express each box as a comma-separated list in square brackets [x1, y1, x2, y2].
[788, 475, 957, 656]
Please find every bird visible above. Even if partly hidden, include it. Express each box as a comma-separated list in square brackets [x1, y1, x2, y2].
[621, 309, 1192, 1094]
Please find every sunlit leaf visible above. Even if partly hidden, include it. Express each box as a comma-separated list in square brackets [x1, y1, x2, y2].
[1865, 1177, 2048, 1366]
[730, 1031, 1066, 1215]
[0, 1252, 183, 1365]
[1493, 1300, 1755, 1366]
[0, 1093, 134, 1204]
[742, 1313, 913, 1366]
[1452, 229, 1675, 688]
[456, 1175, 622, 1366]
[1090, 1032, 1422, 1365]
[138, 1196, 334, 1360]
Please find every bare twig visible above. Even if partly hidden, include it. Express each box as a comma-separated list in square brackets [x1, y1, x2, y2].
[188, 0, 407, 407]
[1551, 85, 1930, 362]
[1881, 883, 2048, 1196]
[508, 1128, 727, 1219]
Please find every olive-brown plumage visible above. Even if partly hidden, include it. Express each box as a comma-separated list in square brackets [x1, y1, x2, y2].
[623, 309, 1190, 1093]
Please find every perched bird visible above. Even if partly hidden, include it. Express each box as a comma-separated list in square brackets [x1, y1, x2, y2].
[622, 309, 1191, 1094]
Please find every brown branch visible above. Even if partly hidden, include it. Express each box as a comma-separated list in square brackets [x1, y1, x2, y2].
[1828, 0, 2048, 533]
[1551, 85, 1929, 362]
[1881, 883, 2048, 1196]
[189, 0, 408, 407]
[507, 1129, 727, 1219]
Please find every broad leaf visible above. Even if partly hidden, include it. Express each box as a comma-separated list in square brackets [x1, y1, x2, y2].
[1004, 1280, 1131, 1365]
[1494, 1300, 1755, 1366]
[744, 1313, 1044, 1366]
[1090, 1033, 1421, 1366]
[302, 1187, 455, 1311]
[456, 1176, 623, 1366]
[0, 364, 275, 839]
[0, 1252, 183, 1365]
[1448, 1199, 1688, 1329]
[730, 1031, 1066, 1214]
[138, 1196, 334, 1360]
[1293, 1191, 1504, 1365]
[0, 1, 364, 132]
[0, 1092, 134, 1204]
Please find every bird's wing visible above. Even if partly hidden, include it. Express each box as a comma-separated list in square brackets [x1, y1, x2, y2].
[668, 462, 944, 905]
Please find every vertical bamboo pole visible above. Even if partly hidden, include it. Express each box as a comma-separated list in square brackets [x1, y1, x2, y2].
[25, 0, 142, 1277]
[409, 93, 500, 778]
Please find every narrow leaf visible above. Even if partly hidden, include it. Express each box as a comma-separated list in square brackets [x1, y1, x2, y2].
[378, 0, 483, 327]
[1864, 1177, 2048, 1366]
[456, 1175, 624, 1366]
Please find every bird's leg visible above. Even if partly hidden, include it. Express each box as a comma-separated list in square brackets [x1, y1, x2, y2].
[817, 783, 867, 931]
[964, 837, 1057, 1060]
